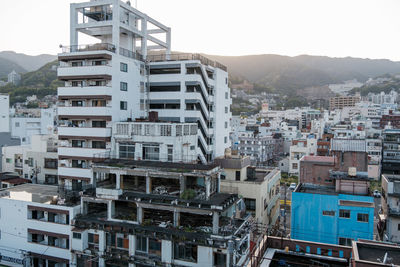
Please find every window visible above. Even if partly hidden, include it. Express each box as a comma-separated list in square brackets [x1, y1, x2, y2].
[225, 92, 228, 99]
[338, 237, 353, 246]
[72, 100, 83, 107]
[167, 145, 173, 162]
[92, 121, 106, 128]
[88, 233, 99, 245]
[357, 213, 369, 222]
[160, 125, 172, 136]
[225, 121, 228, 128]
[119, 143, 135, 159]
[149, 238, 161, 257]
[214, 252, 226, 267]
[224, 136, 228, 143]
[71, 61, 83, 67]
[92, 100, 106, 107]
[143, 144, 159, 161]
[15, 122, 20, 127]
[72, 140, 85, 148]
[292, 163, 298, 169]
[120, 62, 128, 72]
[44, 158, 57, 169]
[30, 210, 45, 220]
[72, 160, 87, 168]
[190, 145, 195, 150]
[120, 101, 127, 110]
[6, 158, 12, 163]
[184, 125, 190, 135]
[323, 210, 335, 216]
[92, 141, 106, 149]
[244, 198, 256, 212]
[73, 232, 81, 239]
[339, 209, 350, 218]
[45, 174, 58, 185]
[225, 106, 228, 113]
[398, 223, 400, 231]
[235, 171, 241, 181]
[92, 60, 106, 66]
[174, 243, 197, 262]
[27, 157, 34, 167]
[136, 236, 147, 252]
[120, 82, 128, 91]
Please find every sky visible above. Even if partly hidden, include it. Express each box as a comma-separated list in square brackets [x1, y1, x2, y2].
[1, 0, 400, 60]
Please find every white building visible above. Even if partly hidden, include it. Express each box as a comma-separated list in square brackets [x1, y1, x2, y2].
[10, 108, 56, 145]
[2, 135, 58, 184]
[381, 174, 400, 244]
[0, 184, 80, 267]
[7, 70, 21, 86]
[0, 94, 10, 132]
[57, 0, 232, 189]
[289, 137, 317, 175]
[111, 121, 198, 162]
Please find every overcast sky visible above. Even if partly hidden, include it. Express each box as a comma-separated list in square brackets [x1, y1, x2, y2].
[1, 0, 400, 60]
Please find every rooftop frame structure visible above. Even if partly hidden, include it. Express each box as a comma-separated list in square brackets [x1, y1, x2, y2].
[69, 0, 171, 60]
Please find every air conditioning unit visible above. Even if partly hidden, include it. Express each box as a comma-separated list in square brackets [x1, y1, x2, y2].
[348, 167, 357, 177]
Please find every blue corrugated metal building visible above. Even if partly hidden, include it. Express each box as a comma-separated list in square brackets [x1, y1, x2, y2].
[291, 184, 374, 245]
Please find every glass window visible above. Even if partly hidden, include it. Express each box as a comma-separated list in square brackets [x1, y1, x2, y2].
[338, 237, 352, 246]
[120, 62, 128, 72]
[357, 213, 369, 222]
[214, 252, 226, 267]
[136, 236, 147, 252]
[174, 243, 197, 262]
[143, 144, 159, 161]
[244, 198, 256, 212]
[339, 209, 350, 218]
[167, 145, 173, 162]
[92, 100, 106, 107]
[120, 101, 127, 110]
[323, 210, 335, 216]
[149, 238, 161, 257]
[119, 143, 135, 159]
[73, 232, 81, 239]
[92, 141, 106, 149]
[72, 140, 85, 148]
[120, 82, 128, 91]
[92, 121, 106, 128]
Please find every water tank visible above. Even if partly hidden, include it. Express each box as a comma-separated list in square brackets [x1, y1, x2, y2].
[348, 167, 357, 177]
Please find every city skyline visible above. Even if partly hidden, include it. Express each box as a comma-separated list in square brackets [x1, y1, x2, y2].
[2, 0, 400, 60]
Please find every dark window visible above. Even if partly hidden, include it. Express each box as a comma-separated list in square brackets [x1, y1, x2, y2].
[323, 210, 335, 216]
[339, 209, 350, 218]
[120, 82, 128, 91]
[120, 62, 128, 72]
[136, 236, 147, 252]
[338, 237, 352, 246]
[92, 100, 106, 107]
[149, 238, 161, 257]
[357, 213, 369, 222]
[92, 141, 106, 149]
[174, 242, 197, 262]
[72, 140, 85, 148]
[44, 158, 57, 169]
[214, 252, 226, 267]
[45, 174, 58, 185]
[92, 121, 106, 128]
[72, 100, 83, 107]
[235, 171, 241, 181]
[398, 223, 400, 231]
[120, 101, 127, 110]
[73, 232, 81, 239]
[244, 198, 256, 212]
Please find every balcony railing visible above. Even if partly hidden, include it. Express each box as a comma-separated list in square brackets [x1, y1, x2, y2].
[147, 53, 227, 72]
[119, 47, 143, 61]
[62, 43, 116, 53]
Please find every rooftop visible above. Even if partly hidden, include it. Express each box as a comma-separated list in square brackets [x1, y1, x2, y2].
[382, 174, 400, 182]
[354, 240, 400, 265]
[301, 155, 335, 164]
[295, 183, 337, 195]
[94, 159, 219, 173]
[0, 184, 58, 204]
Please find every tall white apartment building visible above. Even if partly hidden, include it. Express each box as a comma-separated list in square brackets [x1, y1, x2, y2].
[57, 0, 231, 190]
[0, 94, 10, 133]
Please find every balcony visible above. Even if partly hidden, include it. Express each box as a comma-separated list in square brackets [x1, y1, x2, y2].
[58, 126, 111, 138]
[58, 147, 109, 159]
[58, 64, 111, 78]
[61, 43, 116, 53]
[58, 86, 112, 98]
[58, 167, 92, 179]
[58, 106, 112, 117]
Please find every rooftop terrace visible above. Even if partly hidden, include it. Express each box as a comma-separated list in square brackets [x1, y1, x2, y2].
[0, 184, 58, 204]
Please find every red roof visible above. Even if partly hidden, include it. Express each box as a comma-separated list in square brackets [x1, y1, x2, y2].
[302, 156, 335, 163]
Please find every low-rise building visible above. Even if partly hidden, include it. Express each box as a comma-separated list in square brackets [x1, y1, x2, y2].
[289, 137, 317, 175]
[65, 159, 251, 267]
[329, 96, 360, 110]
[291, 181, 374, 245]
[380, 174, 400, 244]
[2, 135, 58, 184]
[216, 156, 281, 226]
[0, 184, 80, 266]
